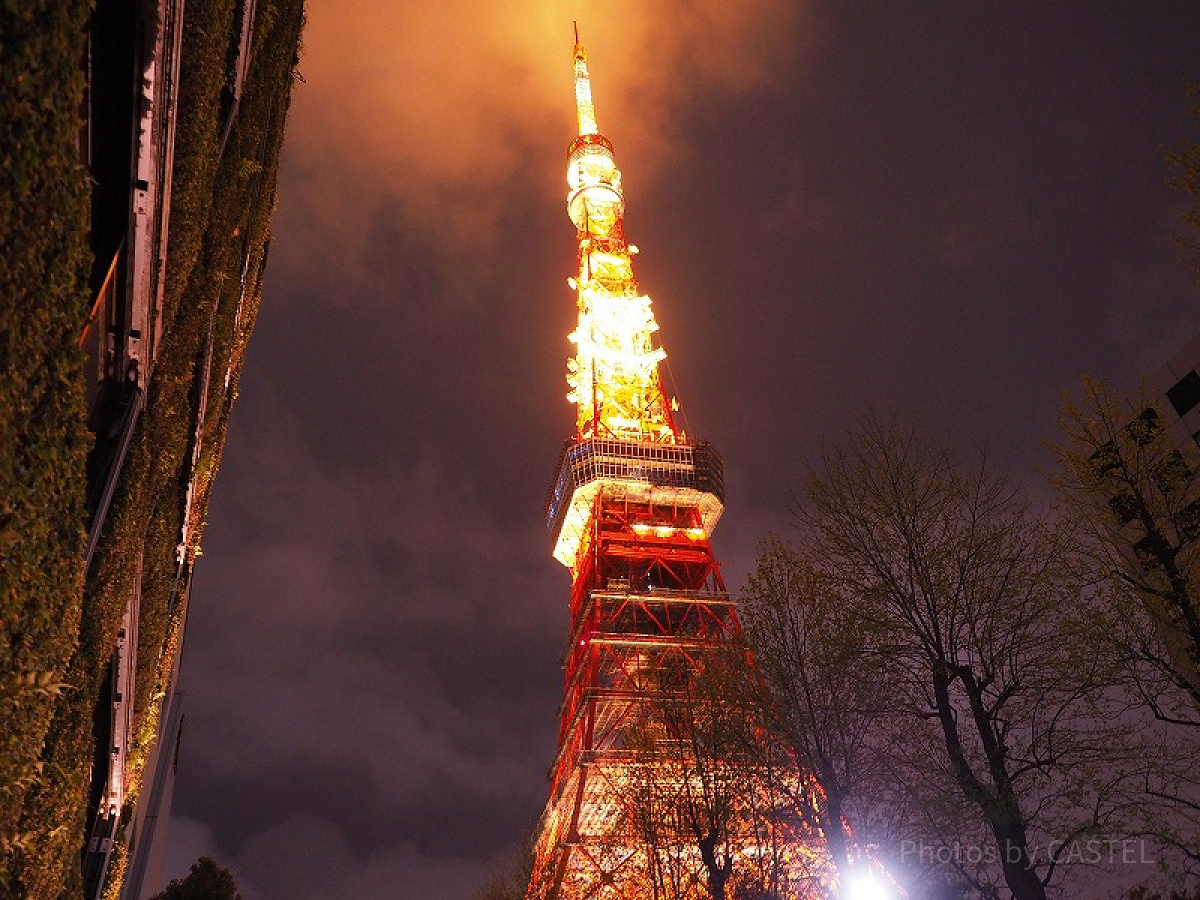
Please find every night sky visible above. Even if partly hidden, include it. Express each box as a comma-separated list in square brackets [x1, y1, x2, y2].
[164, 3, 1200, 897]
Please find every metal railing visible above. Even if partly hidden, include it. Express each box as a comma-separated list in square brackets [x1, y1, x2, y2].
[547, 437, 724, 537]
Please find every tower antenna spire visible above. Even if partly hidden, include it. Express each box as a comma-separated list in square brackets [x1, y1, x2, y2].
[563, 28, 669, 441]
[571, 23, 598, 137]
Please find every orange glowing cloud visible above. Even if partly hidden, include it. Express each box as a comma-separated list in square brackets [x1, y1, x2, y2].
[279, 0, 808, 269]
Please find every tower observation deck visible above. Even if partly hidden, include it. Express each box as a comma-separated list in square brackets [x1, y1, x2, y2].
[526, 30, 830, 900]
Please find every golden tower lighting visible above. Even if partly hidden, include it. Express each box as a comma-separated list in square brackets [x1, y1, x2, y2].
[525, 27, 836, 900]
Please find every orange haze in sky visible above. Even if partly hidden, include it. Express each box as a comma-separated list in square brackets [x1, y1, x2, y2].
[284, 1, 807, 266]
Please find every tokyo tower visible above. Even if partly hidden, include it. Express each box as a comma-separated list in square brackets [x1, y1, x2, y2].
[526, 28, 830, 900]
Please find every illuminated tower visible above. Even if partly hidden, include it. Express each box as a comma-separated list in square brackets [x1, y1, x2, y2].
[527, 31, 827, 900]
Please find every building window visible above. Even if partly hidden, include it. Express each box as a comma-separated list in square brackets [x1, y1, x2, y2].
[1108, 492, 1139, 526]
[1126, 407, 1163, 446]
[1152, 450, 1191, 494]
[1180, 498, 1200, 543]
[1089, 441, 1121, 479]
[1134, 532, 1169, 570]
[1167, 370, 1200, 417]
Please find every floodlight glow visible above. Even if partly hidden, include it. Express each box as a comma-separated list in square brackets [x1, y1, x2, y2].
[847, 875, 888, 900]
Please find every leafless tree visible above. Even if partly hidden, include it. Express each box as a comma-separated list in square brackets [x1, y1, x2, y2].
[740, 538, 898, 885]
[1052, 378, 1200, 875]
[473, 834, 535, 900]
[1165, 81, 1200, 283]
[1052, 376, 1200, 722]
[622, 645, 831, 900]
[787, 417, 1133, 900]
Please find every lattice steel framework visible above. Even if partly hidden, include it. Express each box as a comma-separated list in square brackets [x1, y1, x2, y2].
[526, 31, 831, 900]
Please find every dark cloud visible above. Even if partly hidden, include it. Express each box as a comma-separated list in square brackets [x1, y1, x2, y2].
[168, 2, 1200, 897]
[167, 813, 490, 900]
[178, 383, 561, 857]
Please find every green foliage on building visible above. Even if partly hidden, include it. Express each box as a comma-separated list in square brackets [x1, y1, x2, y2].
[0, 0, 305, 896]
[0, 0, 95, 881]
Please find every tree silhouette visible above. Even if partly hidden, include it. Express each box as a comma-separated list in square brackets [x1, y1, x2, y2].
[150, 856, 243, 900]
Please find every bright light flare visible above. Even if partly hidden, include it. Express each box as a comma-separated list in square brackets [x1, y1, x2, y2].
[847, 875, 889, 900]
